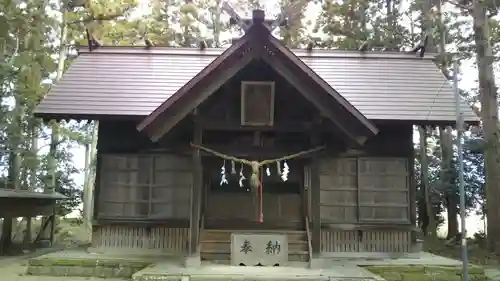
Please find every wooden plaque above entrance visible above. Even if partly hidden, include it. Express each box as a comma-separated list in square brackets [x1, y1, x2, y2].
[241, 81, 275, 126]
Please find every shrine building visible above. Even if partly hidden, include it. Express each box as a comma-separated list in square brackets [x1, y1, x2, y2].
[34, 9, 477, 267]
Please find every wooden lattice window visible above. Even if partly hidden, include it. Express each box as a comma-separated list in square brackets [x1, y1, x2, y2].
[318, 158, 358, 223]
[98, 154, 192, 220]
[357, 158, 409, 223]
[241, 81, 275, 126]
[317, 157, 410, 224]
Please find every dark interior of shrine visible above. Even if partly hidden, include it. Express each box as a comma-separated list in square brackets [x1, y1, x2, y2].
[204, 156, 303, 195]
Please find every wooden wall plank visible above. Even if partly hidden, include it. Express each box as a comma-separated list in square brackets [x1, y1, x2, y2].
[205, 193, 302, 222]
[319, 158, 358, 223]
[357, 158, 409, 223]
[319, 157, 410, 224]
[318, 156, 413, 253]
[320, 229, 411, 253]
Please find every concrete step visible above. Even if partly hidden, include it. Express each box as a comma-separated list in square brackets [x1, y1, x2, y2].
[199, 252, 309, 262]
[132, 261, 378, 281]
[201, 229, 306, 242]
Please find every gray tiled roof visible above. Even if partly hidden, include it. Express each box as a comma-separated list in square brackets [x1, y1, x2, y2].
[35, 46, 478, 122]
[0, 189, 67, 199]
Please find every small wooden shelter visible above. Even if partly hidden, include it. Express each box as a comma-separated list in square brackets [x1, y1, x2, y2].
[35, 10, 476, 265]
[0, 187, 67, 253]
[0, 189, 66, 218]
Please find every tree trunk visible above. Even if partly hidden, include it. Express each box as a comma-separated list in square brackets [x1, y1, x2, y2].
[434, 0, 460, 240]
[446, 197, 459, 238]
[2, 92, 23, 253]
[23, 121, 38, 248]
[212, 0, 222, 47]
[40, 7, 67, 245]
[386, 0, 395, 49]
[419, 125, 437, 240]
[472, 1, 500, 252]
[0, 219, 13, 254]
[87, 122, 99, 241]
[439, 126, 459, 239]
[23, 218, 32, 249]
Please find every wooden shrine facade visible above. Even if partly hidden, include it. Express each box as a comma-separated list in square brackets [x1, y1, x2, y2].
[34, 9, 477, 262]
[92, 119, 415, 256]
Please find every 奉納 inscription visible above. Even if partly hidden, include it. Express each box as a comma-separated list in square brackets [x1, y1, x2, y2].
[231, 233, 288, 266]
[240, 239, 253, 254]
[265, 240, 281, 255]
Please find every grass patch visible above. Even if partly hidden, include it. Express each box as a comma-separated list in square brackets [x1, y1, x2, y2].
[431, 245, 500, 267]
[364, 265, 487, 281]
[26, 257, 151, 278]
[28, 257, 150, 268]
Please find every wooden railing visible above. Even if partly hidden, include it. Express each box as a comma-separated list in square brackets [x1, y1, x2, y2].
[201, 213, 205, 231]
[304, 216, 313, 267]
[197, 213, 205, 254]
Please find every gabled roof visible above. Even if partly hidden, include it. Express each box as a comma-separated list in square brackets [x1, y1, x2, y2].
[138, 24, 378, 144]
[34, 36, 477, 124]
[136, 30, 254, 139]
[137, 24, 378, 143]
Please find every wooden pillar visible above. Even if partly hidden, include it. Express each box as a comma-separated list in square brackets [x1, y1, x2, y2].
[38, 120, 59, 247]
[189, 121, 203, 256]
[93, 154, 102, 221]
[301, 159, 309, 224]
[408, 127, 417, 246]
[310, 133, 321, 256]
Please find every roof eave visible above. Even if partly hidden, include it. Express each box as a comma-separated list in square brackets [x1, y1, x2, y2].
[74, 45, 439, 61]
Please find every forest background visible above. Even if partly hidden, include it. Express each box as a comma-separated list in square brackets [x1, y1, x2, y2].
[1, 0, 500, 255]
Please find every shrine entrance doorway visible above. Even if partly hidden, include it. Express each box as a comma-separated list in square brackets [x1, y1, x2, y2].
[202, 156, 306, 230]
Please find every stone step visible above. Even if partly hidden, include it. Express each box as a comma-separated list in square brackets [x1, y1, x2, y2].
[200, 229, 310, 263]
[200, 252, 309, 262]
[201, 229, 306, 242]
[136, 273, 375, 281]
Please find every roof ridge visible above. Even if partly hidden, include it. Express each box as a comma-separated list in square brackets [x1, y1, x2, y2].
[76, 45, 437, 60]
